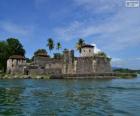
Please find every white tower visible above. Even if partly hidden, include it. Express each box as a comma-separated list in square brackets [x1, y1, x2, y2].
[81, 44, 94, 57]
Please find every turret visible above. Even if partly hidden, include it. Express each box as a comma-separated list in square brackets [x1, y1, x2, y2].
[62, 49, 75, 74]
[81, 44, 94, 57]
[7, 55, 26, 74]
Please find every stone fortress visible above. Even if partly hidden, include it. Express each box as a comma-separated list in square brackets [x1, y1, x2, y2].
[7, 44, 112, 76]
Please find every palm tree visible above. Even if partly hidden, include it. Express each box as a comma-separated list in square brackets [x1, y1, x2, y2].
[76, 38, 85, 53]
[56, 42, 61, 51]
[47, 38, 54, 53]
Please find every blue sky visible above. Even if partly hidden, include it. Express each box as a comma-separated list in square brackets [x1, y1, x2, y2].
[0, 0, 140, 69]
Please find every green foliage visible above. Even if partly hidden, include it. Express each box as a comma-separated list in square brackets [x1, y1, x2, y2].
[76, 38, 85, 53]
[96, 52, 107, 57]
[47, 38, 54, 53]
[56, 42, 61, 51]
[6, 38, 25, 56]
[54, 53, 63, 59]
[26, 58, 33, 63]
[114, 68, 140, 74]
[0, 38, 25, 72]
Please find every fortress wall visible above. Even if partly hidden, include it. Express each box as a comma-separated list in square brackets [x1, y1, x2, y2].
[94, 57, 112, 73]
[28, 59, 63, 75]
[75, 57, 112, 74]
[62, 50, 75, 74]
[76, 57, 95, 74]
[29, 69, 44, 75]
[29, 68, 62, 75]
[7, 59, 26, 74]
[45, 68, 62, 74]
[34, 56, 63, 68]
[34, 56, 50, 67]
[13, 65, 25, 74]
[45, 60, 63, 69]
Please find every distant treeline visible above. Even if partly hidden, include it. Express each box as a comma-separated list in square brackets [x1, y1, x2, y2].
[113, 68, 140, 74]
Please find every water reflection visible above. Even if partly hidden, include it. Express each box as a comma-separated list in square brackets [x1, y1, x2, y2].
[0, 87, 24, 115]
[0, 78, 140, 115]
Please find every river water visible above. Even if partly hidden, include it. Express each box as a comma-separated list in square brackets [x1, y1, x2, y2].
[0, 76, 140, 116]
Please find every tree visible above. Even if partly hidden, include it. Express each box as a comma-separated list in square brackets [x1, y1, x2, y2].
[0, 38, 25, 72]
[47, 38, 54, 53]
[0, 41, 8, 72]
[7, 38, 25, 56]
[56, 42, 61, 51]
[54, 53, 62, 59]
[76, 38, 85, 53]
[96, 52, 107, 57]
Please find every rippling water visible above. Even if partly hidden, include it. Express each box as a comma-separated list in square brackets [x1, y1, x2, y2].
[0, 76, 140, 116]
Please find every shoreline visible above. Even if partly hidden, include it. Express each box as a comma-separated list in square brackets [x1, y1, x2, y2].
[0, 72, 137, 79]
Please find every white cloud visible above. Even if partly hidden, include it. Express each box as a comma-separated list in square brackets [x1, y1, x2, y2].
[54, 0, 140, 52]
[111, 58, 140, 69]
[0, 21, 34, 36]
[73, 0, 122, 14]
[112, 58, 122, 62]
[92, 43, 101, 53]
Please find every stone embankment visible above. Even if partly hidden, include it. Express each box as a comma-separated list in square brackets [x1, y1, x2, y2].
[50, 72, 137, 79]
[0, 72, 137, 79]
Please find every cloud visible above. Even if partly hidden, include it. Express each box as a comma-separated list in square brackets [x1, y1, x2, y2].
[0, 21, 34, 36]
[111, 58, 140, 69]
[136, 58, 140, 60]
[54, 21, 83, 41]
[92, 43, 101, 53]
[73, 0, 122, 14]
[54, 0, 140, 52]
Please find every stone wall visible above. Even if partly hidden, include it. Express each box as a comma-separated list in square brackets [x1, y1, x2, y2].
[28, 58, 63, 75]
[28, 68, 62, 75]
[75, 57, 95, 74]
[34, 56, 50, 67]
[74, 56, 112, 74]
[7, 59, 26, 74]
[93, 56, 112, 73]
[45, 59, 63, 69]
[62, 50, 75, 74]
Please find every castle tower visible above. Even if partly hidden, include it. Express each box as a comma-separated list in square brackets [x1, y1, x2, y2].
[62, 49, 75, 74]
[7, 55, 26, 74]
[81, 44, 94, 57]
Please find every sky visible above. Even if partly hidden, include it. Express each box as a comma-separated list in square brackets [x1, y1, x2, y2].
[0, 0, 140, 69]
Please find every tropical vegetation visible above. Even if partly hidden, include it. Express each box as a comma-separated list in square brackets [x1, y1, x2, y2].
[56, 42, 61, 51]
[0, 38, 25, 72]
[47, 38, 54, 53]
[76, 38, 85, 53]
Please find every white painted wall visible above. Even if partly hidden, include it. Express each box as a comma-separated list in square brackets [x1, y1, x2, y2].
[81, 47, 94, 57]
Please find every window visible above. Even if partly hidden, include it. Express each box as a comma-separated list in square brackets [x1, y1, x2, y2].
[89, 49, 91, 52]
